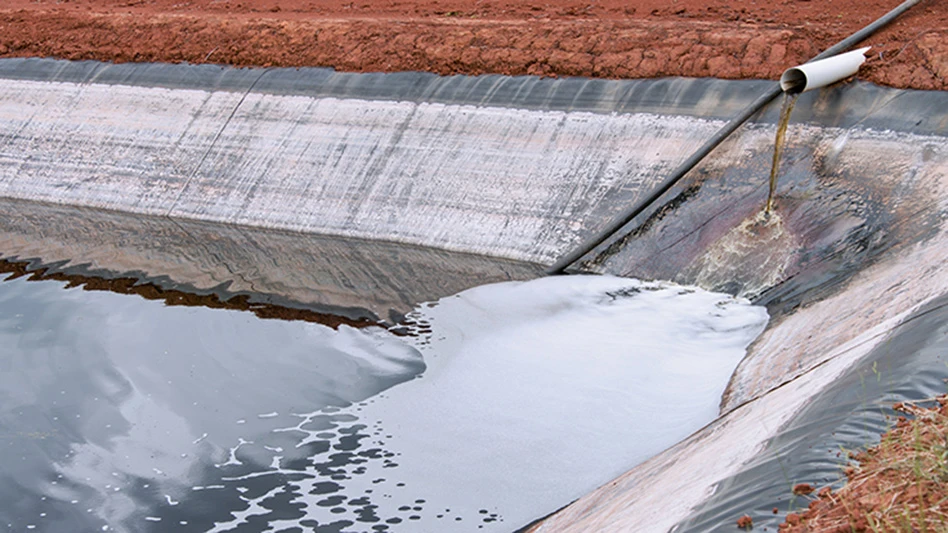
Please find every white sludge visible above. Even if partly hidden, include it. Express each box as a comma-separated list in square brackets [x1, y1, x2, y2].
[213, 275, 768, 532]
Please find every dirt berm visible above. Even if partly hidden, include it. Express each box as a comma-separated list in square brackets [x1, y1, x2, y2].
[0, 0, 945, 90]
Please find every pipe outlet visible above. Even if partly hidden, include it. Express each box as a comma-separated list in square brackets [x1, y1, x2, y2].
[780, 47, 871, 94]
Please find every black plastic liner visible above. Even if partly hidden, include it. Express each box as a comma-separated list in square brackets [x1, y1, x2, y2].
[2, 57, 947, 135]
[676, 293, 948, 532]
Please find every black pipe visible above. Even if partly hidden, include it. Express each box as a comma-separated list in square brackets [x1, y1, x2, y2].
[545, 0, 923, 275]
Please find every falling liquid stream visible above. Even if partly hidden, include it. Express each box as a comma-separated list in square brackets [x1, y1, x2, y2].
[766, 93, 799, 213]
[684, 91, 803, 298]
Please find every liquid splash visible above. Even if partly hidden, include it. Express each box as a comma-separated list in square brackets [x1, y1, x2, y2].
[684, 210, 797, 300]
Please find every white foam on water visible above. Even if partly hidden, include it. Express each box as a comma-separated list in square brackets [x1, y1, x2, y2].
[211, 275, 768, 531]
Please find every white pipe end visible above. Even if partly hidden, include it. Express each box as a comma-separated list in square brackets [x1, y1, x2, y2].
[780, 46, 871, 94]
[779, 68, 808, 94]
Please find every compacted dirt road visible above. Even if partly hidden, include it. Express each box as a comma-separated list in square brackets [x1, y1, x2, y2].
[1, 0, 945, 89]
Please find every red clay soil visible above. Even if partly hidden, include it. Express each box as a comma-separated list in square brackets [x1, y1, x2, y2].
[778, 398, 948, 533]
[0, 0, 946, 90]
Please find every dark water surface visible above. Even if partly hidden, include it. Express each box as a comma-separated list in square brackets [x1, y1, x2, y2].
[0, 271, 425, 533]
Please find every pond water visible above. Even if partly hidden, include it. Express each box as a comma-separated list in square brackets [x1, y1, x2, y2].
[0, 264, 767, 532]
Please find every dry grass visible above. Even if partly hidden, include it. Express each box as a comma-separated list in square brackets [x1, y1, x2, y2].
[779, 395, 948, 533]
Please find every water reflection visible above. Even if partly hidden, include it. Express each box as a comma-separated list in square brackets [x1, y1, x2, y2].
[0, 258, 378, 330]
[0, 197, 543, 320]
[0, 272, 424, 533]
